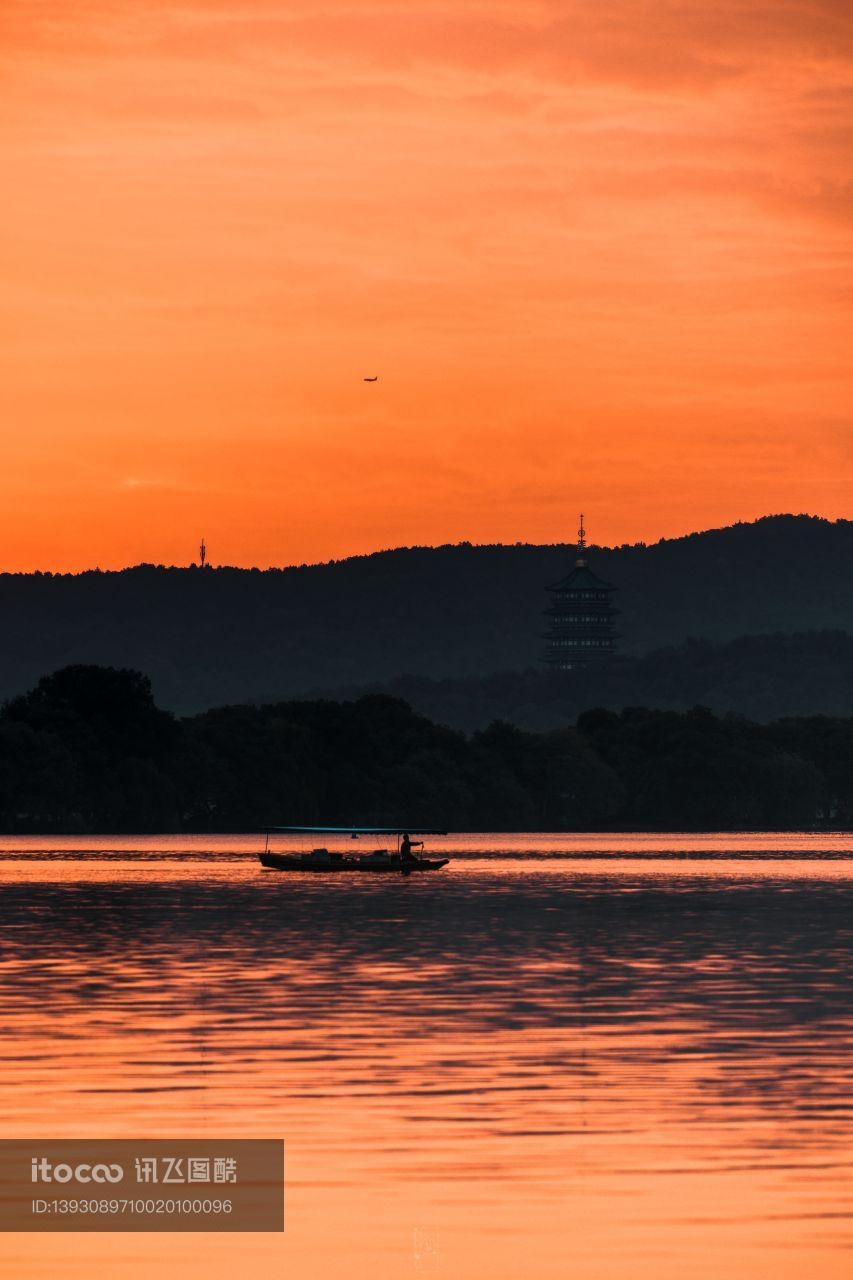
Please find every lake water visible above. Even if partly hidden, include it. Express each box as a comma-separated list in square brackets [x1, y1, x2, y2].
[1, 833, 851, 1279]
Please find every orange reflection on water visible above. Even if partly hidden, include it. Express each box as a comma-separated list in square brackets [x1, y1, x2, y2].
[0, 836, 851, 1278]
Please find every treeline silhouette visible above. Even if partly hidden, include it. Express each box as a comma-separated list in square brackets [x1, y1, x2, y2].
[2, 664, 853, 833]
[324, 631, 853, 731]
[2, 515, 853, 712]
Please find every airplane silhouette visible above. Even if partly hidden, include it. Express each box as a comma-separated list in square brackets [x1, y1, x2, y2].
[363, 376, 379, 382]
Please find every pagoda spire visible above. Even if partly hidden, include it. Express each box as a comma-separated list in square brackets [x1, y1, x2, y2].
[576, 513, 587, 566]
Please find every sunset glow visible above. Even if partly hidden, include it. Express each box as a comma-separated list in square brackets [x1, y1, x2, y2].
[2, 1, 852, 570]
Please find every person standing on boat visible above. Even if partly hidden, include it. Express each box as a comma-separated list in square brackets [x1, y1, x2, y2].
[400, 833, 422, 863]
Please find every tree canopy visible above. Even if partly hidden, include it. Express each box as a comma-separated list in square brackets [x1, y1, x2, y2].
[1, 664, 851, 833]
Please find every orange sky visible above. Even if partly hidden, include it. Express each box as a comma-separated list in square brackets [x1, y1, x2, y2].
[2, 1, 852, 570]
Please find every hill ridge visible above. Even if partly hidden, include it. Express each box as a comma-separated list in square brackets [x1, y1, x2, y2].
[0, 514, 850, 712]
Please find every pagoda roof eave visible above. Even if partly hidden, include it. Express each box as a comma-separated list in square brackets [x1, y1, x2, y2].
[547, 573, 615, 591]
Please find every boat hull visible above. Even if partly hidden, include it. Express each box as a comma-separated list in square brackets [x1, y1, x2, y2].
[258, 852, 449, 873]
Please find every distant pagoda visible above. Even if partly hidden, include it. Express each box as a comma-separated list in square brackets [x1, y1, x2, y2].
[542, 516, 619, 669]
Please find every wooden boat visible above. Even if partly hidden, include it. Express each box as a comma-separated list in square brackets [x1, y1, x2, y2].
[258, 827, 450, 873]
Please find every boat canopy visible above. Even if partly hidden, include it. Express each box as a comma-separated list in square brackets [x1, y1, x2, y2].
[264, 826, 448, 836]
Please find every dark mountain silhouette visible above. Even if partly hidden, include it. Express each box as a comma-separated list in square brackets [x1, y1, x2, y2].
[0, 514, 851, 712]
[322, 631, 853, 731]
